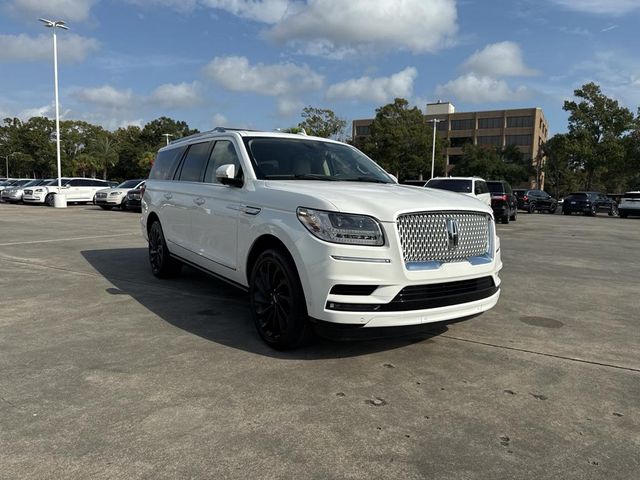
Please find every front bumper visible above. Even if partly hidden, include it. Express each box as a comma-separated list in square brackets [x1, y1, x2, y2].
[23, 194, 46, 203]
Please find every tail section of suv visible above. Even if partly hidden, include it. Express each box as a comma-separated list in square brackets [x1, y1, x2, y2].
[142, 129, 502, 349]
[513, 189, 557, 214]
[562, 192, 618, 216]
[618, 191, 640, 218]
[487, 180, 517, 224]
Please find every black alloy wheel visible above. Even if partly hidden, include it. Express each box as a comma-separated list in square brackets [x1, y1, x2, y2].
[548, 205, 557, 214]
[501, 213, 509, 224]
[148, 220, 182, 278]
[528, 202, 536, 214]
[121, 199, 128, 211]
[589, 205, 597, 216]
[45, 193, 55, 207]
[250, 249, 311, 350]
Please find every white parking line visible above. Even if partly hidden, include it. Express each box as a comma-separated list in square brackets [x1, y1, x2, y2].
[0, 232, 139, 246]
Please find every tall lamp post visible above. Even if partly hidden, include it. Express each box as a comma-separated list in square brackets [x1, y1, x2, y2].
[428, 118, 442, 179]
[5, 152, 20, 178]
[162, 133, 173, 145]
[39, 18, 68, 208]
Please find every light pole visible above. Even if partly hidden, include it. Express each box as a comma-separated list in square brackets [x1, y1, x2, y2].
[39, 18, 68, 208]
[428, 118, 442, 179]
[5, 152, 20, 178]
[162, 133, 173, 145]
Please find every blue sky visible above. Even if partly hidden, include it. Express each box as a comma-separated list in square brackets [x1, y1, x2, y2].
[1, 0, 639, 136]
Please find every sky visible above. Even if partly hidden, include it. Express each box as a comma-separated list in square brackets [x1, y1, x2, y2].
[1, 0, 639, 136]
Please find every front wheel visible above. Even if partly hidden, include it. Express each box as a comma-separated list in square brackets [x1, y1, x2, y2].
[588, 205, 597, 216]
[608, 205, 618, 216]
[548, 205, 557, 214]
[528, 202, 536, 214]
[500, 214, 509, 224]
[510, 208, 517, 222]
[45, 193, 55, 207]
[249, 249, 312, 350]
[148, 220, 182, 278]
[121, 199, 129, 211]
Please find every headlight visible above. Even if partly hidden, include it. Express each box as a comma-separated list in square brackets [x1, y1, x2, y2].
[35, 188, 43, 192]
[296, 207, 384, 246]
[109, 191, 122, 196]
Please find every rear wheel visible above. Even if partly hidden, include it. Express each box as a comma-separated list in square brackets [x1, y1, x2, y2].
[528, 202, 536, 213]
[500, 214, 509, 224]
[249, 248, 312, 350]
[588, 205, 597, 216]
[510, 208, 517, 221]
[548, 205, 557, 214]
[148, 220, 182, 278]
[608, 205, 618, 216]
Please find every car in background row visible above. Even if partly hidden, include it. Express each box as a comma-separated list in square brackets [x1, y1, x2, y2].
[94, 179, 145, 210]
[424, 177, 491, 206]
[23, 177, 111, 206]
[487, 180, 517, 224]
[0, 179, 29, 192]
[617, 191, 640, 218]
[124, 182, 144, 212]
[1, 179, 49, 203]
[562, 192, 618, 216]
[513, 189, 558, 214]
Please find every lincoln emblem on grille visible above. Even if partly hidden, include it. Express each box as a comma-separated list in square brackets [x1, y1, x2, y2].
[445, 218, 459, 249]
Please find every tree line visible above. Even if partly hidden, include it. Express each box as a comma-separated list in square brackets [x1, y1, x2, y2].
[2, 83, 638, 194]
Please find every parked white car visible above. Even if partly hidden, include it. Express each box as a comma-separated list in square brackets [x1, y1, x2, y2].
[142, 129, 502, 349]
[618, 191, 640, 218]
[94, 179, 145, 210]
[424, 177, 491, 206]
[23, 177, 111, 206]
[1, 179, 48, 203]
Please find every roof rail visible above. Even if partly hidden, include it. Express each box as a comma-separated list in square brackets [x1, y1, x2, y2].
[167, 126, 262, 146]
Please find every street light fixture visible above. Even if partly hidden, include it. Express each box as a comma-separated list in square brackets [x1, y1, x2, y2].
[162, 133, 174, 145]
[39, 18, 68, 208]
[428, 118, 442, 180]
[5, 152, 21, 179]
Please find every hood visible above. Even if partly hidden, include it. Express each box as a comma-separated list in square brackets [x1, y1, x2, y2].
[262, 181, 492, 222]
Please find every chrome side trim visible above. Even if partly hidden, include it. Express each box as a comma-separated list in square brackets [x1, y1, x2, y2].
[331, 255, 391, 264]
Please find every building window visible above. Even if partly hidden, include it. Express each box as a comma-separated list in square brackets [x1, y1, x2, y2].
[437, 120, 449, 131]
[478, 117, 503, 129]
[355, 125, 370, 136]
[506, 134, 532, 146]
[477, 135, 502, 146]
[451, 119, 474, 130]
[450, 137, 473, 148]
[506, 116, 533, 128]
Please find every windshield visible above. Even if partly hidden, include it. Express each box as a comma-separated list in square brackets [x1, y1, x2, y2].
[117, 179, 142, 189]
[243, 137, 392, 183]
[44, 178, 68, 186]
[487, 182, 505, 193]
[426, 179, 472, 193]
[23, 179, 43, 187]
[12, 179, 31, 187]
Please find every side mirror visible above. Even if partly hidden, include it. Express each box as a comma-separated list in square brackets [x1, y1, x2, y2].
[387, 173, 398, 183]
[62, 184, 70, 189]
[216, 164, 243, 187]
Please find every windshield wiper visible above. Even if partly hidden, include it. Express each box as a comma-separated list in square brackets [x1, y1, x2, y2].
[339, 176, 389, 184]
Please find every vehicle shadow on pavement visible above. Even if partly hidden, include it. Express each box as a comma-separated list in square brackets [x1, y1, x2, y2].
[82, 248, 449, 359]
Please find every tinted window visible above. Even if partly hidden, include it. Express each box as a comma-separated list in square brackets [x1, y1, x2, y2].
[451, 119, 473, 130]
[69, 179, 86, 186]
[426, 179, 472, 193]
[178, 142, 211, 182]
[478, 117, 503, 129]
[475, 181, 489, 195]
[149, 147, 187, 180]
[506, 116, 533, 128]
[204, 141, 242, 184]
[568, 193, 588, 199]
[477, 135, 502, 146]
[117, 179, 142, 189]
[487, 182, 505, 194]
[506, 134, 532, 146]
[623, 192, 640, 199]
[92, 180, 108, 187]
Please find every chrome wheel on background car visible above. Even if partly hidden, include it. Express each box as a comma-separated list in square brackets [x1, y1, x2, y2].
[250, 249, 311, 350]
[148, 220, 182, 278]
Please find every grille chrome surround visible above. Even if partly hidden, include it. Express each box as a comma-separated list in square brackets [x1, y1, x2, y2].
[96, 192, 107, 199]
[397, 211, 492, 265]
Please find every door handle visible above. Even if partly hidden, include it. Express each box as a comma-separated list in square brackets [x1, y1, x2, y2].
[164, 193, 172, 200]
[194, 197, 205, 206]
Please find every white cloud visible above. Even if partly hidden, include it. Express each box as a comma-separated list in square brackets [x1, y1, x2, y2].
[461, 41, 538, 77]
[7, 0, 97, 22]
[548, 0, 640, 15]
[0, 33, 99, 63]
[149, 82, 200, 108]
[19, 104, 55, 119]
[203, 55, 323, 95]
[201, 0, 290, 23]
[124, 0, 198, 14]
[435, 73, 531, 103]
[73, 85, 134, 108]
[326, 67, 417, 103]
[268, 0, 458, 57]
[212, 113, 228, 127]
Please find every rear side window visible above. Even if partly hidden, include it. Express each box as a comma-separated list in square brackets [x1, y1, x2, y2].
[149, 147, 186, 180]
[426, 179, 472, 193]
[487, 182, 504, 194]
[623, 192, 640, 199]
[177, 142, 212, 182]
[475, 181, 489, 195]
[203, 140, 243, 184]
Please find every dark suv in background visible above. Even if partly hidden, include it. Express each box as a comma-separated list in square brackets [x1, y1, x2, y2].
[562, 192, 618, 216]
[487, 180, 517, 224]
[513, 189, 558, 214]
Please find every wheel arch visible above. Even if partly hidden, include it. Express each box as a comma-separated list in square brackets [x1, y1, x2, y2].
[246, 234, 296, 286]
[146, 211, 160, 234]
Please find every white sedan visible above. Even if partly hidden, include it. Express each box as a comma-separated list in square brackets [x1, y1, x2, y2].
[94, 179, 145, 210]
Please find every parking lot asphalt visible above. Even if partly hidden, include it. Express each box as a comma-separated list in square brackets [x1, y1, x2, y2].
[1, 203, 639, 480]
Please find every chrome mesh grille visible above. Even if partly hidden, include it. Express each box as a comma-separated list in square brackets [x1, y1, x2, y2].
[397, 211, 490, 263]
[24, 189, 32, 195]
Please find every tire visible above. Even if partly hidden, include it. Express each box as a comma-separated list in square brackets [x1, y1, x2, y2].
[500, 214, 509, 224]
[510, 208, 517, 221]
[608, 205, 618, 217]
[249, 248, 312, 350]
[99, 205, 113, 210]
[620, 211, 628, 218]
[121, 199, 128, 211]
[588, 205, 597, 216]
[548, 205, 557, 214]
[148, 220, 182, 278]
[45, 193, 55, 207]
[528, 202, 536, 214]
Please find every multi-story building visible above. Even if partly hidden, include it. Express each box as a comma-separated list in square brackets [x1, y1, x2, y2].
[352, 102, 549, 187]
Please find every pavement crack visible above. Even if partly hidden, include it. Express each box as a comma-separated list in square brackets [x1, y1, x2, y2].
[439, 334, 640, 373]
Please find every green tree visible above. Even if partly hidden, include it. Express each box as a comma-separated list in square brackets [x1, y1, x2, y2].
[563, 82, 634, 189]
[297, 106, 346, 139]
[355, 98, 444, 181]
[140, 116, 199, 152]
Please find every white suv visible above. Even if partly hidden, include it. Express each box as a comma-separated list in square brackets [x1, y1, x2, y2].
[23, 177, 111, 205]
[94, 179, 145, 210]
[142, 129, 502, 349]
[618, 191, 640, 218]
[424, 177, 491, 206]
